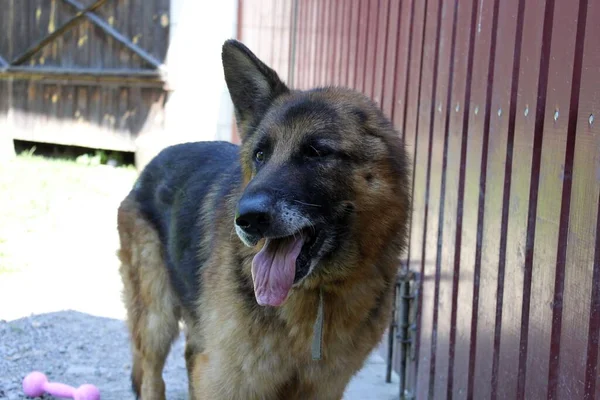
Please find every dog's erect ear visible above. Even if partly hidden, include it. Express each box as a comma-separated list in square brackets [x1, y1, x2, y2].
[222, 39, 289, 140]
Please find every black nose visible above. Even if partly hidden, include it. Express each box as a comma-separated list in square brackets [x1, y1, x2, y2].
[235, 193, 272, 236]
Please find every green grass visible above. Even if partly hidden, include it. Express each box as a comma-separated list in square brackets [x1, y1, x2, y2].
[0, 153, 137, 276]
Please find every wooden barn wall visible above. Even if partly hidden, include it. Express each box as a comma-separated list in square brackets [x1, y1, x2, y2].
[0, 0, 169, 152]
[238, 0, 600, 398]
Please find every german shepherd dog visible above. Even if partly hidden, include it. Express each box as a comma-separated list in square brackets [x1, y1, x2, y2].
[117, 39, 411, 400]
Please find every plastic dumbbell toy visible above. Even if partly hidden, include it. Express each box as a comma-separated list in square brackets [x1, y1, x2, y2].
[23, 371, 100, 400]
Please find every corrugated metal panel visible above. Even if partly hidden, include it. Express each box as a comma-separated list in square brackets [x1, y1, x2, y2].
[238, 0, 600, 398]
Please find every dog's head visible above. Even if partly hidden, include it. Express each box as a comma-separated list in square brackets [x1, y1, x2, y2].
[222, 40, 410, 307]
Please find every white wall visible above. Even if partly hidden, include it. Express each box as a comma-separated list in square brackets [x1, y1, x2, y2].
[165, 0, 238, 145]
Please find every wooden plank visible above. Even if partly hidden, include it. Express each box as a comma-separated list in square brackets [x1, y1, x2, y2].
[86, 1, 108, 68]
[353, 0, 369, 92]
[140, 0, 154, 67]
[32, 0, 45, 59]
[0, 78, 14, 159]
[404, 0, 433, 395]
[553, 0, 598, 398]
[255, 0, 265, 56]
[520, 0, 580, 397]
[128, 0, 142, 67]
[459, 0, 520, 397]
[437, 0, 474, 396]
[484, 0, 526, 396]
[48, 0, 64, 67]
[282, 0, 293, 84]
[31, 0, 50, 66]
[115, 0, 131, 67]
[427, 0, 489, 398]
[362, 0, 379, 99]
[89, 5, 101, 69]
[89, 86, 101, 139]
[322, 0, 332, 85]
[575, 4, 600, 399]
[11, 81, 29, 137]
[100, 86, 113, 135]
[494, 0, 545, 397]
[324, 0, 338, 85]
[27, 81, 38, 141]
[99, 0, 114, 68]
[0, 0, 11, 59]
[391, 0, 415, 140]
[345, 0, 360, 89]
[314, 0, 327, 86]
[324, 0, 335, 86]
[238, 0, 252, 55]
[426, 0, 459, 397]
[301, 0, 311, 88]
[259, 0, 274, 68]
[61, 83, 75, 137]
[414, 0, 448, 397]
[443, 0, 480, 396]
[53, 82, 65, 136]
[329, 0, 342, 85]
[512, 0, 558, 398]
[593, 202, 600, 400]
[467, 0, 499, 392]
[307, 0, 318, 88]
[32, 82, 44, 142]
[80, 18, 92, 68]
[271, 0, 282, 74]
[381, 0, 413, 381]
[299, 0, 308, 88]
[371, 0, 389, 107]
[127, 86, 142, 135]
[324, 0, 333, 85]
[156, 0, 170, 63]
[460, 0, 509, 397]
[391, 0, 418, 391]
[291, 0, 302, 88]
[45, 84, 59, 138]
[302, 0, 313, 89]
[13, 1, 30, 63]
[336, 0, 350, 87]
[117, 86, 129, 133]
[261, 0, 272, 65]
[60, 0, 77, 68]
[379, 0, 400, 119]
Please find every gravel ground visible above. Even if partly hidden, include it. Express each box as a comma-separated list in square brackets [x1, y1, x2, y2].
[0, 311, 188, 400]
[0, 312, 398, 400]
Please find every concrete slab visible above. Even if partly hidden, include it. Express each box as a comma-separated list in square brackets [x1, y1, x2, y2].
[344, 351, 400, 400]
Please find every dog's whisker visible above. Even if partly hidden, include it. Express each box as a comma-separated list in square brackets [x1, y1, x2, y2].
[307, 221, 317, 235]
[293, 200, 322, 208]
[229, 226, 238, 241]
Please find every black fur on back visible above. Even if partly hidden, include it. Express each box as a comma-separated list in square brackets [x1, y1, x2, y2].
[131, 141, 241, 313]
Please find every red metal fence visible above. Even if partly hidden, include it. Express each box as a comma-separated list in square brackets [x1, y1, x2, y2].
[238, 0, 600, 398]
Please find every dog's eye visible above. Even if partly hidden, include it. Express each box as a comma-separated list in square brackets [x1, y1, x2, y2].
[254, 150, 265, 163]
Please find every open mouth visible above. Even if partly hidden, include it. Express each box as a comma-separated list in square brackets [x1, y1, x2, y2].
[251, 227, 325, 307]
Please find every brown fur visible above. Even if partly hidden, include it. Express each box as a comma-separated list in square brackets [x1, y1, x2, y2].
[117, 40, 410, 400]
[117, 197, 181, 400]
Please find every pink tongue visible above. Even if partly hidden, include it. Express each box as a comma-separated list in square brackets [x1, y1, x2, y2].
[251, 236, 305, 306]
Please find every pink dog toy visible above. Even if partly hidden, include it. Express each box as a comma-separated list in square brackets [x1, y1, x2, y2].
[22, 371, 100, 400]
